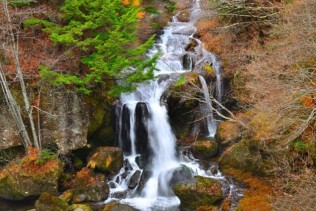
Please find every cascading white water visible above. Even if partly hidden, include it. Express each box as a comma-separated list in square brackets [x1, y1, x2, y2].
[105, 1, 241, 210]
[199, 75, 217, 137]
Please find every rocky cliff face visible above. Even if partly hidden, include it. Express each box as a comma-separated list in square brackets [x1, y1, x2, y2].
[0, 86, 90, 153]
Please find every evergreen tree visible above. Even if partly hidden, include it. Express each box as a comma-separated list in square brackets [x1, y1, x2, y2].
[24, 0, 157, 96]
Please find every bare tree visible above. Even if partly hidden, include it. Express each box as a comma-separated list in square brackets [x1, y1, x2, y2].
[1, 0, 40, 148]
[172, 78, 251, 131]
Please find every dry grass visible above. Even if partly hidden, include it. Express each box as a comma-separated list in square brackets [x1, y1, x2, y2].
[223, 168, 273, 211]
[199, 0, 316, 146]
[272, 170, 316, 210]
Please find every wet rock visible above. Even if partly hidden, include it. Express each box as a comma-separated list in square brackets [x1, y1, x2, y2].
[67, 204, 93, 211]
[87, 147, 123, 174]
[71, 168, 109, 203]
[124, 159, 133, 171]
[109, 182, 116, 189]
[121, 104, 132, 153]
[183, 54, 194, 70]
[158, 164, 193, 196]
[169, 164, 193, 185]
[103, 202, 138, 211]
[215, 121, 241, 145]
[137, 170, 152, 193]
[192, 140, 219, 159]
[0, 148, 62, 200]
[173, 176, 223, 210]
[210, 165, 218, 175]
[185, 38, 198, 52]
[35, 192, 68, 211]
[112, 190, 128, 199]
[121, 170, 130, 179]
[135, 154, 149, 169]
[128, 170, 142, 189]
[219, 138, 274, 176]
[135, 102, 149, 154]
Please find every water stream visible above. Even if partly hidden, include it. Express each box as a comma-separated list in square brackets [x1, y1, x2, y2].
[106, 0, 242, 210]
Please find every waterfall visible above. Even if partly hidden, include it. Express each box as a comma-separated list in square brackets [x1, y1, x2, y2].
[106, 0, 238, 210]
[199, 75, 217, 137]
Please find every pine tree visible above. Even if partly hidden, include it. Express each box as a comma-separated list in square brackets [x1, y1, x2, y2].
[24, 0, 157, 96]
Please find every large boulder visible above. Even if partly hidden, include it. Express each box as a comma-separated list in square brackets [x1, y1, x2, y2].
[173, 176, 223, 210]
[0, 148, 62, 200]
[87, 147, 123, 174]
[192, 140, 219, 159]
[35, 192, 93, 211]
[219, 138, 273, 176]
[70, 168, 109, 203]
[0, 86, 90, 153]
[35, 192, 69, 211]
[215, 121, 241, 145]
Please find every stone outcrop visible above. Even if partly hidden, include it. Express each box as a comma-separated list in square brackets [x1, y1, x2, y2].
[173, 176, 223, 210]
[0, 148, 62, 200]
[87, 147, 123, 174]
[70, 168, 109, 203]
[192, 140, 219, 159]
[219, 138, 274, 176]
[216, 121, 241, 145]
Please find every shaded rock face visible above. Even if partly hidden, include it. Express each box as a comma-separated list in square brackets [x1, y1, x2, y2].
[120, 104, 132, 153]
[173, 176, 223, 210]
[192, 140, 219, 159]
[35, 192, 68, 211]
[219, 139, 274, 176]
[0, 149, 62, 200]
[166, 73, 200, 141]
[87, 147, 123, 174]
[135, 102, 149, 154]
[71, 168, 109, 203]
[216, 121, 241, 145]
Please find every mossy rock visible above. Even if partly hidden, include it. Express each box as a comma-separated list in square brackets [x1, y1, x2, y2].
[71, 168, 109, 203]
[173, 176, 222, 210]
[87, 147, 123, 174]
[67, 204, 93, 211]
[0, 149, 63, 200]
[103, 202, 138, 211]
[219, 139, 274, 176]
[215, 121, 241, 145]
[192, 140, 218, 159]
[35, 192, 69, 211]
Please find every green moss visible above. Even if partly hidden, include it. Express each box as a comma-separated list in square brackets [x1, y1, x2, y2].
[87, 101, 105, 135]
[219, 139, 274, 176]
[173, 176, 222, 210]
[35, 192, 69, 211]
[192, 141, 218, 159]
